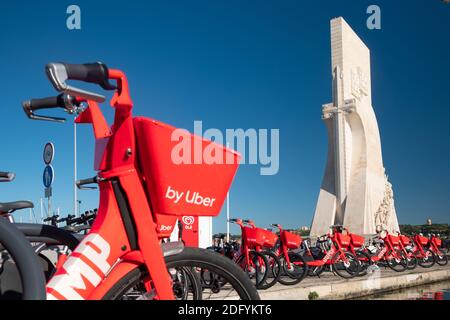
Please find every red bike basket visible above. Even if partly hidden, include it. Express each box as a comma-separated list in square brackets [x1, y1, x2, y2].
[243, 226, 266, 248]
[261, 229, 278, 248]
[433, 238, 442, 247]
[134, 117, 240, 217]
[281, 230, 302, 249]
[400, 235, 411, 246]
[336, 233, 351, 246]
[417, 235, 429, 246]
[388, 235, 400, 245]
[350, 234, 365, 247]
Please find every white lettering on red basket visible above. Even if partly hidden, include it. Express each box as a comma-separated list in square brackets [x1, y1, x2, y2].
[46, 233, 111, 300]
[165, 186, 216, 207]
[160, 224, 173, 232]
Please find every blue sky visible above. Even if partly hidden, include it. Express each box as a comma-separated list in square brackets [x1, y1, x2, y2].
[0, 0, 449, 234]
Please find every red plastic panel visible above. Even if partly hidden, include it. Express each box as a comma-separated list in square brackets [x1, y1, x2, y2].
[336, 233, 351, 246]
[243, 226, 266, 248]
[389, 235, 400, 245]
[261, 229, 278, 248]
[400, 235, 411, 245]
[350, 234, 365, 247]
[134, 117, 240, 217]
[281, 230, 302, 249]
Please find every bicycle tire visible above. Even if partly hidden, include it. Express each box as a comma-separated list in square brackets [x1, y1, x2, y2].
[416, 249, 436, 268]
[0, 217, 46, 300]
[102, 247, 260, 300]
[332, 251, 360, 279]
[278, 252, 308, 285]
[236, 250, 269, 289]
[435, 251, 448, 266]
[386, 249, 407, 272]
[256, 250, 281, 290]
[355, 250, 372, 277]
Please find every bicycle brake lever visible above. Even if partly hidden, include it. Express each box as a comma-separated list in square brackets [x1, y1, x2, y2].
[46, 63, 106, 103]
[22, 100, 66, 123]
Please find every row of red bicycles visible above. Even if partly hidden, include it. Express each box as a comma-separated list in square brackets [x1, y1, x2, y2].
[207, 220, 449, 290]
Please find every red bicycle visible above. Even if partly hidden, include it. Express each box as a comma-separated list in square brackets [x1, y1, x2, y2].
[302, 226, 360, 278]
[270, 224, 308, 285]
[240, 219, 281, 290]
[228, 218, 275, 289]
[428, 234, 448, 266]
[362, 230, 408, 272]
[395, 233, 418, 270]
[411, 234, 436, 268]
[22, 62, 259, 300]
[330, 226, 372, 276]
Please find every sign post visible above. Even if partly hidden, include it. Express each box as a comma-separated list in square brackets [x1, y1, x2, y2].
[43, 142, 55, 219]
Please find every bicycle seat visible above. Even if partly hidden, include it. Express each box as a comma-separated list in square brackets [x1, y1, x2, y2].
[0, 201, 34, 213]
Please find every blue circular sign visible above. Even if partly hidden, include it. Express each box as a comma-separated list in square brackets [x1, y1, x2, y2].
[43, 165, 54, 188]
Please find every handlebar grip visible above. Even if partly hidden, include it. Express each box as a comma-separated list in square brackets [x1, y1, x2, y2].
[229, 219, 238, 222]
[26, 95, 66, 112]
[63, 63, 116, 90]
[76, 176, 98, 189]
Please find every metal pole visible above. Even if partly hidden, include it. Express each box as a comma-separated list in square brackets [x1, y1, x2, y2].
[74, 120, 78, 217]
[40, 198, 43, 223]
[48, 196, 51, 217]
[226, 192, 230, 243]
[226, 142, 230, 242]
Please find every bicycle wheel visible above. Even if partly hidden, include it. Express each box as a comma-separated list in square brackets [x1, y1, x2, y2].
[435, 250, 448, 266]
[332, 252, 360, 279]
[103, 247, 260, 300]
[416, 249, 436, 268]
[278, 252, 308, 285]
[236, 250, 268, 289]
[405, 252, 418, 270]
[256, 250, 281, 290]
[386, 249, 407, 272]
[0, 217, 46, 300]
[355, 250, 372, 276]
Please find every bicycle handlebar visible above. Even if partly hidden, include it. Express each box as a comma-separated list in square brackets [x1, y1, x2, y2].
[76, 176, 98, 190]
[0, 172, 15, 182]
[62, 63, 116, 90]
[45, 62, 115, 103]
[22, 93, 76, 123]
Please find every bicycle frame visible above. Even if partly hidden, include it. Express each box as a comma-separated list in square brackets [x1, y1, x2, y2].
[429, 235, 445, 258]
[411, 234, 432, 259]
[271, 224, 300, 270]
[395, 234, 415, 261]
[304, 232, 350, 268]
[366, 233, 403, 264]
[46, 69, 177, 300]
[230, 219, 267, 273]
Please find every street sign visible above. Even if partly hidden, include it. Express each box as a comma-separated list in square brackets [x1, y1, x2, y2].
[43, 142, 55, 165]
[43, 165, 55, 188]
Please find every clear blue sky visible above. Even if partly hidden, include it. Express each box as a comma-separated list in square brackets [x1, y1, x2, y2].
[0, 1, 449, 234]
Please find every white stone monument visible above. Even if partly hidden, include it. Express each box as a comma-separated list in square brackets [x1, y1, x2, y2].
[310, 17, 400, 236]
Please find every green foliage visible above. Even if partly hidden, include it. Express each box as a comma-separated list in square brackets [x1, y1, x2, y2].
[308, 291, 319, 300]
[400, 224, 449, 237]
